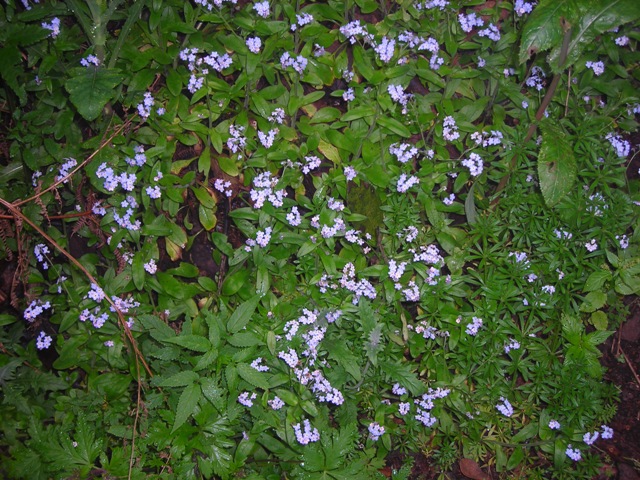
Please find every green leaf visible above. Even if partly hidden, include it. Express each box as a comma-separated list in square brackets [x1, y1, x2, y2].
[132, 252, 145, 290]
[580, 291, 607, 312]
[201, 378, 226, 411]
[341, 106, 376, 122]
[380, 362, 425, 396]
[156, 371, 199, 387]
[465, 182, 478, 225]
[548, 0, 640, 72]
[376, 116, 411, 138]
[537, 121, 577, 207]
[237, 362, 270, 389]
[166, 70, 183, 96]
[65, 67, 124, 121]
[227, 295, 261, 333]
[172, 383, 202, 433]
[586, 329, 613, 346]
[318, 139, 341, 164]
[199, 204, 217, 230]
[519, 0, 574, 64]
[165, 334, 212, 352]
[138, 314, 176, 341]
[228, 332, 262, 347]
[584, 269, 612, 291]
[590, 311, 608, 330]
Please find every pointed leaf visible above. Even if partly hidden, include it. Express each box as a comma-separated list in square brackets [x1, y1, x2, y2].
[380, 362, 425, 396]
[165, 334, 212, 352]
[156, 371, 199, 387]
[537, 121, 576, 207]
[519, 0, 575, 64]
[172, 383, 202, 432]
[65, 67, 124, 121]
[237, 362, 270, 389]
[227, 295, 261, 333]
[376, 116, 411, 138]
[548, 0, 640, 72]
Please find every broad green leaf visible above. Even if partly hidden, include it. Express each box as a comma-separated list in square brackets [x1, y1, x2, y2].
[227, 332, 262, 347]
[537, 121, 577, 207]
[65, 67, 124, 121]
[172, 383, 201, 432]
[199, 204, 217, 230]
[583, 269, 612, 291]
[138, 314, 176, 341]
[227, 295, 261, 333]
[519, 0, 574, 64]
[237, 362, 270, 389]
[166, 70, 183, 96]
[376, 116, 411, 138]
[380, 362, 425, 396]
[165, 334, 212, 352]
[318, 139, 341, 164]
[590, 311, 608, 330]
[311, 107, 342, 124]
[548, 0, 640, 72]
[341, 106, 376, 121]
[579, 291, 607, 312]
[156, 371, 199, 387]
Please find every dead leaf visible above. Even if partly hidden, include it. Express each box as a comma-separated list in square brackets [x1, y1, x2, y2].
[459, 458, 489, 480]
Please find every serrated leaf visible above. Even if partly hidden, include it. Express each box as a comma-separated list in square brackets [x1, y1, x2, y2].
[138, 314, 175, 341]
[537, 121, 576, 207]
[580, 291, 607, 312]
[201, 377, 226, 411]
[227, 295, 261, 333]
[380, 362, 425, 396]
[584, 269, 612, 291]
[156, 370, 199, 387]
[237, 362, 270, 389]
[228, 332, 262, 347]
[172, 383, 202, 432]
[194, 349, 218, 371]
[586, 329, 612, 346]
[65, 67, 124, 121]
[165, 334, 212, 352]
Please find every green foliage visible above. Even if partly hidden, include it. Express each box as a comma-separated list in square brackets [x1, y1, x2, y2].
[1, 0, 639, 478]
[537, 120, 577, 207]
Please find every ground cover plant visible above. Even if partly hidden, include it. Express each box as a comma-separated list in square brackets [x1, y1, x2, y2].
[1, 0, 640, 478]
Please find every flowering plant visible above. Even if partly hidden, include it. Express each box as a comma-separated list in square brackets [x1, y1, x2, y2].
[1, 0, 639, 478]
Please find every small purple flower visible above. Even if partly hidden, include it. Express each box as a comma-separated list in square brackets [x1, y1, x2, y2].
[36, 331, 52, 350]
